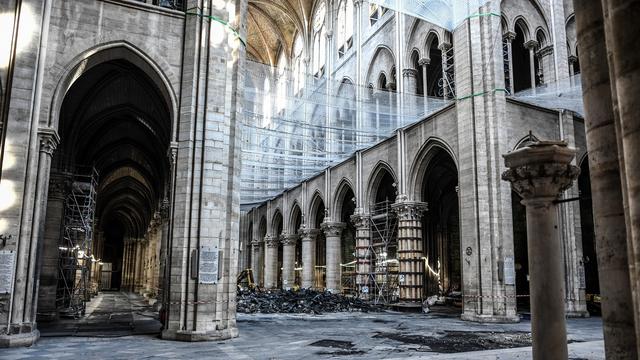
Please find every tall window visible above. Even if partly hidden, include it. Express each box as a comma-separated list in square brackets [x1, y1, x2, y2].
[337, 0, 354, 57]
[276, 53, 287, 112]
[292, 34, 304, 95]
[312, 1, 327, 77]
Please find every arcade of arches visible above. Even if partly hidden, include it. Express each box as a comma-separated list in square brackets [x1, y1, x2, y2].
[1, 0, 640, 357]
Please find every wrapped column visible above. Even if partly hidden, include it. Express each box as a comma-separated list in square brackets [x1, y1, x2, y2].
[351, 213, 371, 299]
[263, 235, 279, 289]
[322, 222, 346, 293]
[299, 227, 319, 289]
[502, 140, 579, 360]
[281, 234, 298, 290]
[392, 201, 428, 304]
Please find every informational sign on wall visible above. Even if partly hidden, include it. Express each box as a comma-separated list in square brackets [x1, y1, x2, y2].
[503, 256, 515, 285]
[0, 250, 16, 294]
[199, 246, 219, 284]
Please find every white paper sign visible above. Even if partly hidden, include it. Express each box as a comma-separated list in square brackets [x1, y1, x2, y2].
[0, 251, 16, 294]
[199, 246, 219, 284]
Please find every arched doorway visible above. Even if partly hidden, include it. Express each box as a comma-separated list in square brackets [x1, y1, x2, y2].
[578, 157, 598, 312]
[310, 194, 326, 289]
[420, 149, 461, 309]
[272, 211, 284, 288]
[512, 191, 529, 311]
[290, 204, 303, 287]
[336, 183, 356, 294]
[38, 53, 172, 331]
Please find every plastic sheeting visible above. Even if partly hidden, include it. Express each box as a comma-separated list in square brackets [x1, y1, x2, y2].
[241, 60, 452, 204]
[511, 75, 584, 117]
[369, 0, 494, 30]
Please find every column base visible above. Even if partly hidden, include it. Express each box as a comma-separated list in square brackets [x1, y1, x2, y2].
[0, 329, 40, 348]
[461, 312, 521, 323]
[161, 326, 238, 342]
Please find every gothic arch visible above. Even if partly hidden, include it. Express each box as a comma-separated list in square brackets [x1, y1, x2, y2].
[408, 138, 458, 201]
[308, 190, 326, 227]
[332, 178, 355, 220]
[366, 161, 398, 207]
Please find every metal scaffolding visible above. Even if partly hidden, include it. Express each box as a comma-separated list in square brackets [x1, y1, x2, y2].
[366, 201, 399, 305]
[56, 168, 98, 318]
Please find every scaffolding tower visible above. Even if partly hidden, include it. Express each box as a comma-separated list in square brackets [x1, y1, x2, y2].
[366, 200, 399, 305]
[56, 168, 98, 318]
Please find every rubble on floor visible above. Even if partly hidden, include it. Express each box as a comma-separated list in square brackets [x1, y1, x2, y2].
[237, 288, 380, 314]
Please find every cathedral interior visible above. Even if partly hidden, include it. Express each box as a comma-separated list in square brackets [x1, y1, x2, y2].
[0, 0, 639, 358]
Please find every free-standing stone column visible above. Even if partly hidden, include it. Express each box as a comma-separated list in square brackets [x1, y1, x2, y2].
[322, 222, 346, 293]
[281, 234, 298, 290]
[574, 0, 639, 355]
[300, 228, 319, 289]
[502, 140, 580, 360]
[351, 213, 371, 299]
[263, 235, 279, 289]
[439, 42, 451, 99]
[503, 31, 516, 94]
[251, 240, 262, 286]
[392, 201, 428, 305]
[524, 40, 539, 92]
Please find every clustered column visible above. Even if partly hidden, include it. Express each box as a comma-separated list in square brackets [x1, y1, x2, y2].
[502, 140, 580, 360]
[263, 235, 279, 289]
[322, 222, 345, 293]
[281, 234, 298, 290]
[299, 227, 319, 289]
[392, 201, 428, 304]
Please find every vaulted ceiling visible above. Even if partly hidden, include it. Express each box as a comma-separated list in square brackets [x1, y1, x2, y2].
[247, 0, 315, 65]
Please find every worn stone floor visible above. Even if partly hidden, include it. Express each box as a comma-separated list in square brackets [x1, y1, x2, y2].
[1, 292, 604, 359]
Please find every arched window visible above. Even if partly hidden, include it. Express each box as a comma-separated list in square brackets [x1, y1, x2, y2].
[337, 0, 354, 57]
[312, 2, 327, 77]
[276, 52, 287, 112]
[292, 34, 304, 95]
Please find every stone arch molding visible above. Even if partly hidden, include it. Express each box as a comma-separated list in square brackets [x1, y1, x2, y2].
[48, 41, 179, 142]
[408, 138, 458, 202]
[332, 177, 355, 221]
[366, 160, 398, 207]
[308, 190, 326, 226]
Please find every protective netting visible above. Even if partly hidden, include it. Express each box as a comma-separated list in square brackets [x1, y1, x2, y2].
[241, 60, 452, 204]
[511, 75, 584, 117]
[369, 0, 494, 30]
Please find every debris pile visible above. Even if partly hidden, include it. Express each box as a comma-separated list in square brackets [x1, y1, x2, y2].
[237, 289, 378, 314]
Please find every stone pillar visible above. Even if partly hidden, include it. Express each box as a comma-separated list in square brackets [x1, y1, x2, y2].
[251, 240, 262, 286]
[322, 222, 345, 293]
[281, 234, 298, 290]
[502, 140, 580, 360]
[300, 228, 319, 289]
[574, 0, 639, 356]
[263, 235, 279, 289]
[36, 173, 68, 321]
[503, 31, 516, 94]
[392, 201, 428, 305]
[525, 40, 539, 91]
[402, 69, 418, 108]
[568, 55, 577, 86]
[351, 213, 371, 299]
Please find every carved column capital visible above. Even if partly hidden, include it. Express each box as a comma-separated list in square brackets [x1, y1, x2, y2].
[568, 55, 578, 64]
[438, 42, 452, 52]
[280, 233, 299, 246]
[503, 31, 516, 43]
[418, 58, 431, 67]
[265, 235, 279, 248]
[299, 227, 319, 242]
[402, 68, 418, 78]
[350, 213, 370, 229]
[321, 221, 345, 237]
[502, 141, 579, 203]
[391, 201, 428, 221]
[48, 173, 71, 200]
[524, 40, 539, 50]
[251, 239, 262, 249]
[38, 128, 60, 156]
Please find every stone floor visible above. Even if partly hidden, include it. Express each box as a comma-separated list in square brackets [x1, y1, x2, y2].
[1, 292, 605, 359]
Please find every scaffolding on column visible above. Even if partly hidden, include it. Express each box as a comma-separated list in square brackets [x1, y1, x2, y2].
[364, 201, 399, 305]
[56, 168, 98, 318]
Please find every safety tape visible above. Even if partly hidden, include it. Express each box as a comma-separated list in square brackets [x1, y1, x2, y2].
[456, 88, 507, 101]
[165, 299, 237, 305]
[186, 7, 247, 48]
[462, 294, 530, 299]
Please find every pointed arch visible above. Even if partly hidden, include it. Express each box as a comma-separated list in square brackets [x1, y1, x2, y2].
[308, 190, 326, 227]
[408, 138, 458, 202]
[289, 200, 303, 233]
[366, 161, 398, 207]
[332, 178, 355, 220]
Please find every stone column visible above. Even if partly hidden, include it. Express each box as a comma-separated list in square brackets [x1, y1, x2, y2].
[351, 213, 371, 299]
[263, 235, 279, 289]
[300, 228, 319, 289]
[251, 240, 262, 286]
[525, 40, 539, 91]
[503, 31, 516, 94]
[574, 0, 639, 356]
[392, 201, 428, 305]
[322, 222, 345, 293]
[402, 69, 418, 109]
[502, 140, 580, 360]
[281, 234, 298, 290]
[568, 55, 577, 86]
